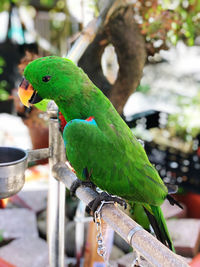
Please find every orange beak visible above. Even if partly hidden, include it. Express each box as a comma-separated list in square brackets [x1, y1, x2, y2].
[18, 78, 34, 107]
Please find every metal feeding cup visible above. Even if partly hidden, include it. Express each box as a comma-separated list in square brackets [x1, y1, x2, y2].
[0, 147, 28, 199]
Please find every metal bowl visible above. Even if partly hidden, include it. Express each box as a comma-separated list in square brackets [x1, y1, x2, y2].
[0, 147, 28, 199]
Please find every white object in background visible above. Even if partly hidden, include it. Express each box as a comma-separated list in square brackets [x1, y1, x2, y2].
[0, 113, 32, 149]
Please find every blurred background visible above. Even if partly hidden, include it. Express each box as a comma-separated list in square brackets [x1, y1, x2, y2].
[0, 0, 200, 266]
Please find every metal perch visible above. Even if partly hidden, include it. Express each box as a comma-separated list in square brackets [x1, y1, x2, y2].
[52, 162, 189, 267]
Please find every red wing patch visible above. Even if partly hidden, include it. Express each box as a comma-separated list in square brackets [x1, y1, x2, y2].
[58, 111, 67, 133]
[59, 114, 95, 133]
[85, 116, 95, 122]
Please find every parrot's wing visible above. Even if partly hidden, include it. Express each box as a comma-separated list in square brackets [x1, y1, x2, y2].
[63, 118, 109, 181]
[63, 118, 167, 206]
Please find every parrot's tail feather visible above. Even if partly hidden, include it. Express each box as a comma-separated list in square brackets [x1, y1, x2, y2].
[166, 194, 183, 209]
[148, 205, 175, 252]
[130, 203, 175, 252]
[143, 207, 168, 246]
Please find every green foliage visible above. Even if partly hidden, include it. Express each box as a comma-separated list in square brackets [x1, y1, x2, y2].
[0, 57, 5, 75]
[1, 0, 200, 51]
[167, 92, 200, 140]
[0, 0, 29, 11]
[0, 0, 10, 12]
[0, 57, 9, 100]
[89, 0, 99, 17]
[0, 88, 9, 101]
[40, 0, 55, 7]
[133, 0, 200, 52]
[0, 0, 55, 11]
[136, 84, 150, 93]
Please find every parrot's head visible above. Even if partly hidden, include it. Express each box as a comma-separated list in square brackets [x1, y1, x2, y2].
[18, 56, 79, 107]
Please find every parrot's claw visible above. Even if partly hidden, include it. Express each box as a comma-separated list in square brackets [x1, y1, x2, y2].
[70, 179, 96, 197]
[86, 192, 127, 217]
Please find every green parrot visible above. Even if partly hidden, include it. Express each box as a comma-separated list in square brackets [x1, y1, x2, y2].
[18, 56, 180, 252]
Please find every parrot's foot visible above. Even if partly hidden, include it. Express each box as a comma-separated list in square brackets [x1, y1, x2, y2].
[70, 179, 96, 197]
[86, 192, 127, 216]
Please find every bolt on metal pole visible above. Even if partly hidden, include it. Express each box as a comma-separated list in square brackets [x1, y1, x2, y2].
[47, 102, 66, 267]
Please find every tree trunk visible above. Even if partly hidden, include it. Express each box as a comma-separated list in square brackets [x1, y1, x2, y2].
[78, 5, 146, 115]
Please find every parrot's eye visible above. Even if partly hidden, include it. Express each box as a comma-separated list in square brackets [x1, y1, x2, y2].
[42, 76, 51, 82]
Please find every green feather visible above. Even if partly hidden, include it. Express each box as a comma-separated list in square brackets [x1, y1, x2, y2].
[129, 203, 150, 230]
[22, 56, 177, 252]
[148, 205, 175, 252]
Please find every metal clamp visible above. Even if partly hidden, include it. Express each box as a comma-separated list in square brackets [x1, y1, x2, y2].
[127, 226, 143, 244]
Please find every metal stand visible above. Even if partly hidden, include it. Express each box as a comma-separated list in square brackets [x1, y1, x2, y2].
[47, 103, 66, 267]
[52, 163, 188, 267]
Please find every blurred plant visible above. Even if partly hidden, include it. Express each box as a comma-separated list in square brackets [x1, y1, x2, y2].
[40, 0, 55, 8]
[136, 84, 151, 94]
[89, 0, 100, 17]
[0, 0, 56, 11]
[0, 88, 9, 101]
[49, 0, 72, 55]
[1, 0, 200, 55]
[0, 57, 5, 75]
[133, 0, 200, 54]
[0, 0, 24, 12]
[0, 56, 9, 100]
[167, 91, 200, 140]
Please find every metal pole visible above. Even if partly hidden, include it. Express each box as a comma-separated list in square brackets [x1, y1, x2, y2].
[75, 200, 87, 263]
[52, 163, 189, 267]
[47, 103, 66, 267]
[27, 148, 51, 162]
[66, 0, 115, 62]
